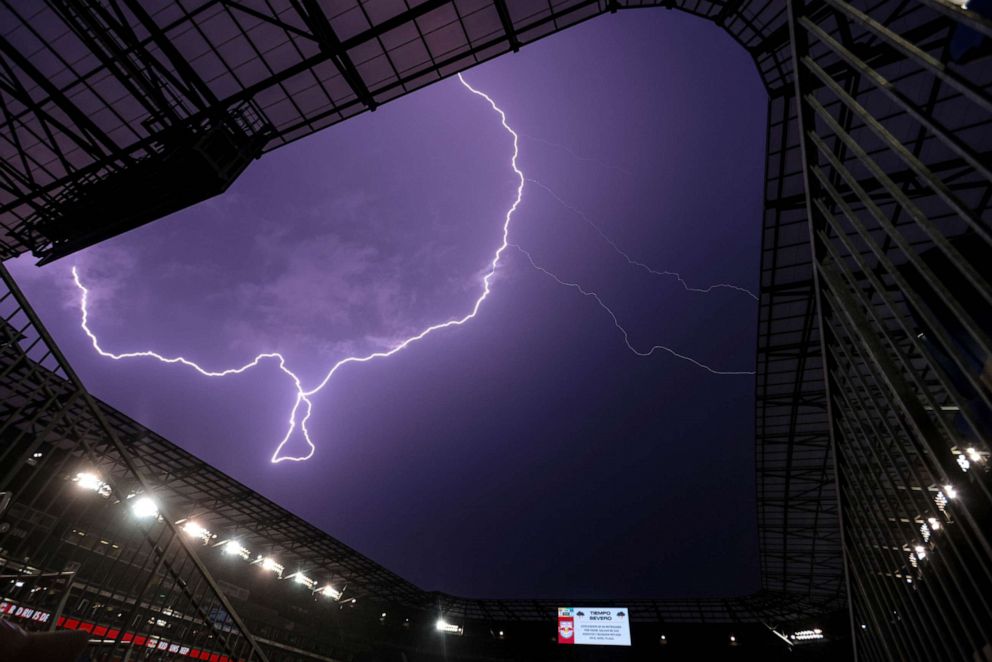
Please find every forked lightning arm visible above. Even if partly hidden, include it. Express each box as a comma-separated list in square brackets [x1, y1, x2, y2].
[527, 178, 759, 301]
[72, 74, 753, 464]
[512, 244, 755, 375]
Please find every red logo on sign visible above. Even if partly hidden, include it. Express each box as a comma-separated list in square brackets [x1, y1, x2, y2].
[558, 617, 575, 644]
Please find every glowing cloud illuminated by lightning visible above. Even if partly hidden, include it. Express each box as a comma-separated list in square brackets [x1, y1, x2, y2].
[72, 73, 753, 464]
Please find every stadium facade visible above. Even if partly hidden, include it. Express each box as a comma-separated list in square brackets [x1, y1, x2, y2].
[0, 1, 989, 660]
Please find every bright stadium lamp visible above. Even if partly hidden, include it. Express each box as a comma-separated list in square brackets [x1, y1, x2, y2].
[74, 471, 111, 497]
[130, 496, 158, 519]
[436, 618, 462, 635]
[290, 572, 316, 590]
[258, 556, 284, 577]
[181, 521, 211, 543]
[222, 540, 250, 559]
[319, 585, 341, 600]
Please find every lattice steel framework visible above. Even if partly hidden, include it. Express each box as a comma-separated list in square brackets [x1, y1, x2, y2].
[0, 264, 270, 660]
[788, 1, 992, 659]
[0, 0, 990, 660]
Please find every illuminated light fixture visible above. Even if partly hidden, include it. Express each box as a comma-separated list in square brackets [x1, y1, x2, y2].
[222, 540, 250, 560]
[436, 618, 463, 635]
[290, 572, 316, 590]
[966, 447, 982, 463]
[257, 557, 284, 577]
[73, 472, 111, 497]
[32, 452, 43, 459]
[920, 523, 931, 542]
[914, 545, 927, 560]
[927, 517, 941, 531]
[956, 455, 971, 472]
[130, 496, 158, 519]
[319, 585, 341, 600]
[791, 628, 824, 641]
[181, 521, 212, 544]
[943, 485, 958, 500]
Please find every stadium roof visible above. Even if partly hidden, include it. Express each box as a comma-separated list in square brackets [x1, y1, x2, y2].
[0, 0, 842, 625]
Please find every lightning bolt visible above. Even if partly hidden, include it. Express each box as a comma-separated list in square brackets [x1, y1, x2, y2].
[511, 245, 754, 376]
[72, 73, 752, 464]
[527, 178, 759, 301]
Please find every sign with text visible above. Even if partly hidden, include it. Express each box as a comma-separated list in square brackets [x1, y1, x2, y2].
[557, 607, 631, 646]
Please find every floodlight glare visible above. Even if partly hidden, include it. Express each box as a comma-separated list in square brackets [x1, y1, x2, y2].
[319, 585, 341, 600]
[291, 572, 316, 589]
[436, 618, 462, 635]
[130, 496, 158, 519]
[943, 485, 958, 499]
[181, 521, 211, 543]
[223, 540, 250, 559]
[259, 557, 284, 576]
[74, 472, 111, 497]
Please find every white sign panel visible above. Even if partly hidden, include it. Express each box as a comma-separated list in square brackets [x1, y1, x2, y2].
[557, 607, 631, 646]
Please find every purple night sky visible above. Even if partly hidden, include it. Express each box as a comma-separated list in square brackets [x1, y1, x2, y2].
[10, 10, 766, 600]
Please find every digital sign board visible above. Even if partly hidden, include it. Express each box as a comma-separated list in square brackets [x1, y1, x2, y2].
[557, 607, 631, 646]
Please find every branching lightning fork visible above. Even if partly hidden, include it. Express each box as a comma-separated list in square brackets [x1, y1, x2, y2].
[528, 178, 759, 300]
[72, 74, 753, 464]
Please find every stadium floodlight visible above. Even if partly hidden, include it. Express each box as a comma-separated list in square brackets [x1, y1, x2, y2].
[914, 545, 927, 560]
[790, 628, 824, 642]
[289, 572, 316, 590]
[181, 521, 212, 544]
[130, 496, 158, 519]
[956, 455, 970, 472]
[943, 485, 958, 499]
[73, 472, 111, 497]
[257, 556, 284, 577]
[222, 540, 250, 560]
[927, 517, 941, 531]
[319, 585, 341, 600]
[436, 618, 463, 635]
[966, 447, 982, 463]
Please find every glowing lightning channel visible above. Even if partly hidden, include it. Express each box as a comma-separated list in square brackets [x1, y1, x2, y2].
[73, 73, 522, 464]
[72, 73, 753, 465]
[511, 244, 755, 376]
[527, 178, 759, 301]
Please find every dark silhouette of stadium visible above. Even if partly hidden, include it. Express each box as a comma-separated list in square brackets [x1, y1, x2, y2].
[1, 1, 990, 660]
